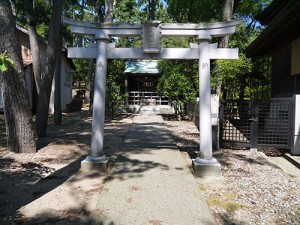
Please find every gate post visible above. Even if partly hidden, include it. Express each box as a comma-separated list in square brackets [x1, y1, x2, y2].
[81, 37, 110, 170]
[291, 94, 300, 155]
[192, 34, 221, 177]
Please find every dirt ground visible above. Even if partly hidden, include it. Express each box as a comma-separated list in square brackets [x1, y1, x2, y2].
[0, 108, 133, 225]
[165, 119, 300, 225]
[1, 110, 300, 224]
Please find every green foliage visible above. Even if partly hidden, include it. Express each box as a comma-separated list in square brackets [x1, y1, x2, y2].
[72, 58, 90, 84]
[14, 0, 52, 35]
[164, 0, 273, 100]
[157, 60, 198, 113]
[106, 59, 127, 117]
[158, 36, 199, 113]
[10, 0, 273, 103]
[36, 23, 49, 38]
[114, 0, 170, 23]
[213, 53, 252, 81]
[0, 51, 14, 72]
[166, 0, 222, 23]
[249, 56, 271, 99]
[235, 0, 272, 29]
[212, 53, 252, 99]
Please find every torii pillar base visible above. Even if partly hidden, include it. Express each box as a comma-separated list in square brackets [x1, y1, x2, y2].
[81, 155, 109, 171]
[192, 157, 221, 177]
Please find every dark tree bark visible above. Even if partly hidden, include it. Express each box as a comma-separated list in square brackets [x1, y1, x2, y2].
[104, 0, 114, 23]
[215, 0, 235, 96]
[0, 0, 36, 153]
[76, 0, 85, 47]
[218, 0, 234, 48]
[35, 0, 64, 138]
[10, 0, 16, 16]
[84, 58, 94, 104]
[94, 0, 101, 23]
[26, 0, 42, 94]
[54, 29, 62, 126]
[148, 0, 157, 21]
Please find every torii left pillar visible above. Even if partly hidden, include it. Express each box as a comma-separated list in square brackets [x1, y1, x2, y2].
[81, 36, 110, 170]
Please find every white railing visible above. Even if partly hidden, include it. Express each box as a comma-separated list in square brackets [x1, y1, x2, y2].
[127, 91, 170, 106]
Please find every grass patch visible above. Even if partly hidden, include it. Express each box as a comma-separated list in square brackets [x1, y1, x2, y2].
[208, 192, 242, 213]
[199, 185, 207, 192]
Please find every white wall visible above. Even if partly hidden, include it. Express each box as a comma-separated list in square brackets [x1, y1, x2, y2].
[16, 28, 74, 114]
[49, 57, 73, 114]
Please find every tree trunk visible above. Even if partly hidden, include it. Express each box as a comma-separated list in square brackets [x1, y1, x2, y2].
[27, 23, 42, 94]
[84, 58, 94, 104]
[0, 0, 36, 153]
[215, 0, 234, 96]
[10, 0, 16, 16]
[54, 29, 62, 126]
[148, 0, 156, 21]
[26, 0, 42, 95]
[104, 0, 114, 23]
[76, 0, 85, 47]
[35, 0, 64, 138]
[218, 0, 234, 48]
[94, 0, 100, 23]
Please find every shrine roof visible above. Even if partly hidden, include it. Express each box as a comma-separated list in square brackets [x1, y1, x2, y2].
[246, 0, 300, 57]
[255, 0, 290, 26]
[124, 60, 159, 74]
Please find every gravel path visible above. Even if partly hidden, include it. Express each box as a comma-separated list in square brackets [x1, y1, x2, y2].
[1, 112, 299, 224]
[165, 119, 300, 225]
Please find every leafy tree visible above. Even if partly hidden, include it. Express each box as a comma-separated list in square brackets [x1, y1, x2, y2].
[0, 51, 14, 72]
[212, 22, 271, 100]
[212, 53, 252, 99]
[166, 0, 272, 100]
[105, 59, 127, 119]
[157, 60, 198, 117]
[166, 0, 222, 23]
[0, 0, 36, 153]
[13, 0, 53, 94]
[73, 59, 90, 85]
[157, 36, 198, 118]
[234, 0, 272, 30]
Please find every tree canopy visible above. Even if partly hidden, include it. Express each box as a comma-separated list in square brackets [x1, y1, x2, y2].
[0, 0, 274, 152]
[160, 0, 272, 101]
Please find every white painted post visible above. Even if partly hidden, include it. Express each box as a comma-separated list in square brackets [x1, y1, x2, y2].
[192, 35, 221, 177]
[198, 36, 213, 160]
[291, 94, 300, 155]
[81, 37, 109, 170]
[91, 38, 108, 156]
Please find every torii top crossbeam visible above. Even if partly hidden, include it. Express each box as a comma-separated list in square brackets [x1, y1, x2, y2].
[65, 18, 242, 60]
[64, 18, 242, 176]
[64, 18, 241, 38]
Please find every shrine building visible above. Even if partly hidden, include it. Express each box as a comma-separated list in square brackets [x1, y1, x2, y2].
[124, 60, 173, 114]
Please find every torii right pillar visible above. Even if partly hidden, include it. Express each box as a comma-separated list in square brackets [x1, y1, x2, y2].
[192, 34, 221, 177]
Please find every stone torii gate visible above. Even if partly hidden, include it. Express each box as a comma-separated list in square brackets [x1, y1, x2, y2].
[64, 18, 242, 176]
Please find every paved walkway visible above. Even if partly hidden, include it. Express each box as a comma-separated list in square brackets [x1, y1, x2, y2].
[94, 114, 216, 225]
